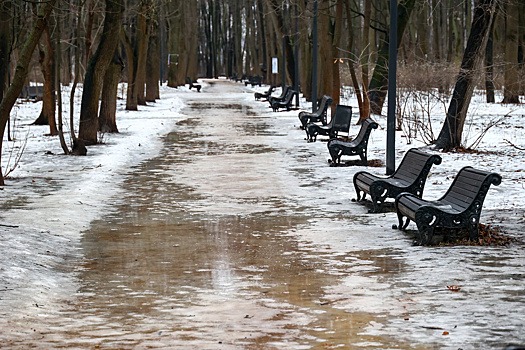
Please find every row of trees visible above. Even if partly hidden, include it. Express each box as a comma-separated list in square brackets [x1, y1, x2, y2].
[0, 0, 522, 185]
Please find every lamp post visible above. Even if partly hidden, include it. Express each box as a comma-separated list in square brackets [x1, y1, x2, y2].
[294, 0, 299, 107]
[386, 0, 397, 175]
[311, 0, 318, 112]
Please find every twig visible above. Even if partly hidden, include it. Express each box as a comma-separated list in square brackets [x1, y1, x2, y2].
[0, 223, 20, 228]
[504, 139, 525, 151]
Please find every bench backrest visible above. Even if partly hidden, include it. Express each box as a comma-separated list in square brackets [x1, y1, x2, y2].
[283, 89, 296, 102]
[392, 148, 442, 183]
[439, 166, 502, 211]
[316, 95, 333, 116]
[275, 85, 290, 100]
[353, 118, 378, 145]
[331, 104, 352, 133]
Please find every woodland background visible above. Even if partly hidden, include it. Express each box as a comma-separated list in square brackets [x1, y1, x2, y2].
[0, 0, 523, 186]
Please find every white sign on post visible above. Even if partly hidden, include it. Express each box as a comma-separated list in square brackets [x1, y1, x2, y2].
[272, 57, 278, 74]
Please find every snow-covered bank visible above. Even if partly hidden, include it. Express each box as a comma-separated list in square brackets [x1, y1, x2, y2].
[0, 84, 187, 314]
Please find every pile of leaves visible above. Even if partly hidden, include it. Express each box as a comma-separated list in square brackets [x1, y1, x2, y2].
[329, 158, 384, 167]
[438, 224, 515, 247]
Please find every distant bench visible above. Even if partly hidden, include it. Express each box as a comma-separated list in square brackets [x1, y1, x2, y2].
[244, 75, 262, 87]
[393, 166, 502, 245]
[19, 85, 44, 100]
[305, 104, 352, 142]
[271, 88, 297, 112]
[327, 118, 378, 165]
[186, 77, 201, 92]
[298, 95, 332, 129]
[254, 85, 275, 101]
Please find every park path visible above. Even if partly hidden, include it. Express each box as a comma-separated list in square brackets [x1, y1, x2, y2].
[1, 79, 523, 349]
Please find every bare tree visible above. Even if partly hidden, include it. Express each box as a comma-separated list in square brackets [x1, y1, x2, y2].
[78, 0, 124, 146]
[501, 0, 520, 104]
[435, 0, 497, 150]
[0, 0, 57, 185]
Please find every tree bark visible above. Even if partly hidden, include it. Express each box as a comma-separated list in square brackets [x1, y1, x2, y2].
[78, 0, 123, 145]
[146, 13, 160, 102]
[501, 0, 520, 104]
[33, 24, 58, 136]
[0, 0, 57, 185]
[99, 50, 123, 133]
[435, 0, 497, 150]
[485, 14, 495, 103]
[368, 0, 416, 115]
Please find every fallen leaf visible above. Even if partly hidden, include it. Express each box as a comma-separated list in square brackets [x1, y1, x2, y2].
[442, 331, 449, 336]
[447, 285, 461, 292]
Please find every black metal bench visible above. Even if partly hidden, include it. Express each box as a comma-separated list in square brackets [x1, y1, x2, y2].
[298, 95, 333, 129]
[254, 85, 275, 101]
[353, 148, 442, 213]
[271, 88, 297, 112]
[268, 85, 291, 107]
[305, 104, 352, 142]
[327, 118, 378, 164]
[393, 166, 502, 245]
[20, 85, 44, 100]
[244, 75, 262, 87]
[186, 77, 201, 92]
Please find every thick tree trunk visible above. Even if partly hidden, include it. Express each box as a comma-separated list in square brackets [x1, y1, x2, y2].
[0, 0, 57, 185]
[0, 1, 10, 104]
[34, 25, 58, 136]
[485, 16, 495, 103]
[99, 50, 123, 133]
[135, 0, 151, 106]
[435, 0, 497, 150]
[146, 16, 160, 102]
[78, 0, 123, 145]
[501, 0, 520, 104]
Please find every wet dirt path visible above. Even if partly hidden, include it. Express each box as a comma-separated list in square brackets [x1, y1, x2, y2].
[1, 80, 407, 349]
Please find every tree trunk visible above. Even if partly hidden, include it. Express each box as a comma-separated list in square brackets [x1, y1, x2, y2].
[146, 14, 160, 102]
[0, 0, 57, 185]
[501, 0, 520, 104]
[435, 0, 497, 150]
[99, 50, 123, 133]
[330, 0, 343, 109]
[33, 24, 58, 136]
[78, 0, 123, 145]
[368, 0, 417, 115]
[485, 14, 495, 103]
[135, 0, 151, 106]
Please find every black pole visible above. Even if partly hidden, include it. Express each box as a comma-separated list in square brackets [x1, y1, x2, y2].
[311, 0, 318, 112]
[386, 0, 397, 175]
[294, 1, 299, 107]
[282, 35, 286, 87]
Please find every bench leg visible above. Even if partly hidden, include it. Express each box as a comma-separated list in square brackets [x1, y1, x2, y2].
[370, 197, 384, 213]
[415, 212, 438, 245]
[359, 151, 367, 166]
[299, 115, 308, 129]
[328, 149, 340, 163]
[354, 184, 365, 202]
[467, 216, 480, 241]
[396, 212, 411, 230]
